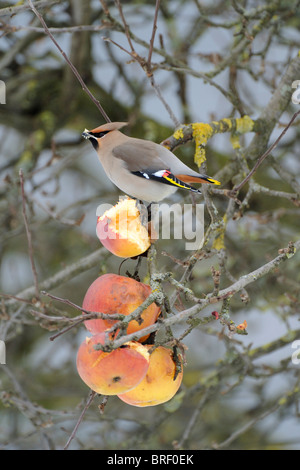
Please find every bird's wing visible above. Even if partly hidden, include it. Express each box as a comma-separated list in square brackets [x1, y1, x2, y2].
[112, 139, 220, 189]
[112, 140, 202, 193]
[112, 140, 167, 173]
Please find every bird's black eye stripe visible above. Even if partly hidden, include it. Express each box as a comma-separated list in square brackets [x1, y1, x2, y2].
[91, 130, 110, 138]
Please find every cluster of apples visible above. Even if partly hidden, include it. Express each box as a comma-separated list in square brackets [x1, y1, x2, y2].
[77, 274, 183, 407]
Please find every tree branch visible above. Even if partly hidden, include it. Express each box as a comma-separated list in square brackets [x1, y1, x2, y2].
[28, 0, 111, 122]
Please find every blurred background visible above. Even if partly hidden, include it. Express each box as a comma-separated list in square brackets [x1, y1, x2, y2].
[0, 0, 300, 450]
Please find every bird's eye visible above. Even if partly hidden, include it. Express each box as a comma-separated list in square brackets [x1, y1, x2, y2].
[91, 131, 110, 138]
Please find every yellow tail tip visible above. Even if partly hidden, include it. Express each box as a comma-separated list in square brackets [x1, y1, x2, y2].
[207, 178, 221, 185]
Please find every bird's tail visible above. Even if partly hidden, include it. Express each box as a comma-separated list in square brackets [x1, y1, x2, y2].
[174, 174, 221, 185]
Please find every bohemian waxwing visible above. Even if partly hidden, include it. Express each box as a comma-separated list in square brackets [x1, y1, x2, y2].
[82, 122, 220, 203]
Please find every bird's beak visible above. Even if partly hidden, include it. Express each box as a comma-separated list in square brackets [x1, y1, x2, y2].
[82, 128, 90, 139]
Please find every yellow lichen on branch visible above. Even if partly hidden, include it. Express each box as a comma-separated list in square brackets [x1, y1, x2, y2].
[168, 115, 256, 166]
[230, 134, 241, 149]
[173, 127, 185, 140]
[191, 123, 214, 166]
[235, 115, 254, 134]
[230, 116, 255, 150]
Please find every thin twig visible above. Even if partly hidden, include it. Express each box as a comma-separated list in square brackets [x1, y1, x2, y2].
[41, 289, 155, 323]
[63, 390, 97, 450]
[176, 389, 210, 449]
[147, 0, 161, 68]
[150, 75, 181, 127]
[233, 110, 300, 193]
[114, 0, 135, 53]
[41, 291, 92, 314]
[31, 196, 85, 227]
[102, 36, 137, 61]
[49, 319, 85, 341]
[107, 0, 181, 127]
[1, 24, 107, 34]
[29, 309, 121, 324]
[5, 248, 108, 309]
[213, 402, 280, 449]
[27, 0, 111, 123]
[0, 0, 60, 17]
[38, 290, 158, 343]
[0, 293, 34, 305]
[19, 169, 40, 300]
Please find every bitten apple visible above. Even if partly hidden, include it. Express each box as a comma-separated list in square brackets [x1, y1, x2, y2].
[76, 333, 150, 395]
[118, 345, 183, 407]
[96, 197, 151, 258]
[83, 273, 160, 342]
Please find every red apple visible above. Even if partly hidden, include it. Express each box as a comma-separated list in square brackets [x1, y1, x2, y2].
[76, 333, 150, 395]
[83, 274, 161, 342]
[118, 345, 183, 406]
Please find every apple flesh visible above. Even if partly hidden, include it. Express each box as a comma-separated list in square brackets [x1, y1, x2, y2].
[76, 333, 150, 395]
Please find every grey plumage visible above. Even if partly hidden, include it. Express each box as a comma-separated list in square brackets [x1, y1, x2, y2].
[82, 122, 220, 203]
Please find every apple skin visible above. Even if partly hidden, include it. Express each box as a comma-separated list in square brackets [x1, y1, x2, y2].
[117, 346, 183, 407]
[76, 333, 150, 395]
[83, 274, 160, 342]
